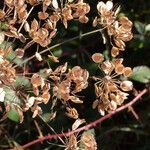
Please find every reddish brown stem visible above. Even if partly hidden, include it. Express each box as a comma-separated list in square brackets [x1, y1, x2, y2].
[10, 88, 147, 150]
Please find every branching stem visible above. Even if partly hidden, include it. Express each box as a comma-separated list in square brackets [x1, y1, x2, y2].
[10, 88, 147, 150]
[13, 28, 105, 68]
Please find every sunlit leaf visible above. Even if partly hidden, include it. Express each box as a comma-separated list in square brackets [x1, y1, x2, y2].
[134, 21, 145, 34]
[130, 66, 150, 83]
[14, 76, 31, 89]
[4, 87, 22, 105]
[7, 104, 20, 123]
[145, 24, 150, 32]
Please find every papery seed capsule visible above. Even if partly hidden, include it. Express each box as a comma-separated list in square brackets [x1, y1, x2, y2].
[0, 10, 6, 19]
[92, 99, 99, 109]
[115, 64, 124, 74]
[24, 21, 30, 32]
[111, 46, 119, 57]
[120, 80, 133, 91]
[79, 16, 89, 23]
[35, 52, 42, 61]
[123, 67, 132, 77]
[38, 12, 49, 20]
[92, 53, 104, 63]
[15, 48, 24, 58]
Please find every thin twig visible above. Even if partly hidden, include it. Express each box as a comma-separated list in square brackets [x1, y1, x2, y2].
[10, 88, 147, 150]
[13, 28, 104, 68]
[18, 7, 34, 33]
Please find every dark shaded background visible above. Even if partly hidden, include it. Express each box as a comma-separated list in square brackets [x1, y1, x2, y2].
[0, 0, 150, 149]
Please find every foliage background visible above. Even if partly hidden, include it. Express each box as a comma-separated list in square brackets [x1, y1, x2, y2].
[0, 0, 150, 149]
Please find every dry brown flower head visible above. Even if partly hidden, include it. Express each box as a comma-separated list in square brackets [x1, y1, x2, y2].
[92, 53, 133, 115]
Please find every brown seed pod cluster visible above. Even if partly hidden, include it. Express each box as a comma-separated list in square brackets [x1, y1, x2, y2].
[62, 118, 97, 150]
[90, 1, 133, 115]
[80, 132, 97, 150]
[92, 53, 133, 115]
[1, 0, 90, 48]
[0, 2, 133, 144]
[25, 63, 89, 119]
[0, 47, 16, 86]
[93, 1, 133, 57]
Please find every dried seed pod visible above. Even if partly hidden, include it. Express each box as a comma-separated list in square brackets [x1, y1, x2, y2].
[31, 105, 42, 118]
[111, 46, 119, 57]
[49, 29, 57, 38]
[115, 64, 124, 74]
[32, 86, 39, 96]
[92, 99, 99, 109]
[113, 58, 123, 66]
[26, 0, 39, 5]
[0, 10, 6, 19]
[41, 92, 50, 104]
[31, 19, 39, 31]
[24, 21, 30, 32]
[66, 107, 79, 119]
[79, 15, 89, 23]
[80, 132, 97, 150]
[114, 39, 125, 50]
[69, 96, 83, 103]
[123, 67, 132, 77]
[31, 74, 44, 87]
[101, 60, 114, 74]
[27, 97, 35, 107]
[67, 134, 78, 150]
[48, 55, 59, 62]
[15, 48, 24, 58]
[35, 52, 42, 61]
[38, 12, 49, 20]
[72, 118, 85, 130]
[92, 53, 104, 63]
[120, 80, 133, 91]
[93, 17, 98, 27]
[108, 101, 117, 112]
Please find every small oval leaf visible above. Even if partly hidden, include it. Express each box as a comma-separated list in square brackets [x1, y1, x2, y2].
[7, 105, 20, 123]
[130, 66, 150, 83]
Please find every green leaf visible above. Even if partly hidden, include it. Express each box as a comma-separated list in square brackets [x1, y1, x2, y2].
[0, 22, 8, 30]
[41, 113, 52, 122]
[145, 24, 150, 32]
[82, 129, 95, 135]
[3, 87, 23, 122]
[53, 48, 62, 57]
[7, 104, 20, 123]
[134, 21, 145, 34]
[3, 87, 22, 105]
[14, 76, 31, 89]
[130, 66, 150, 83]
